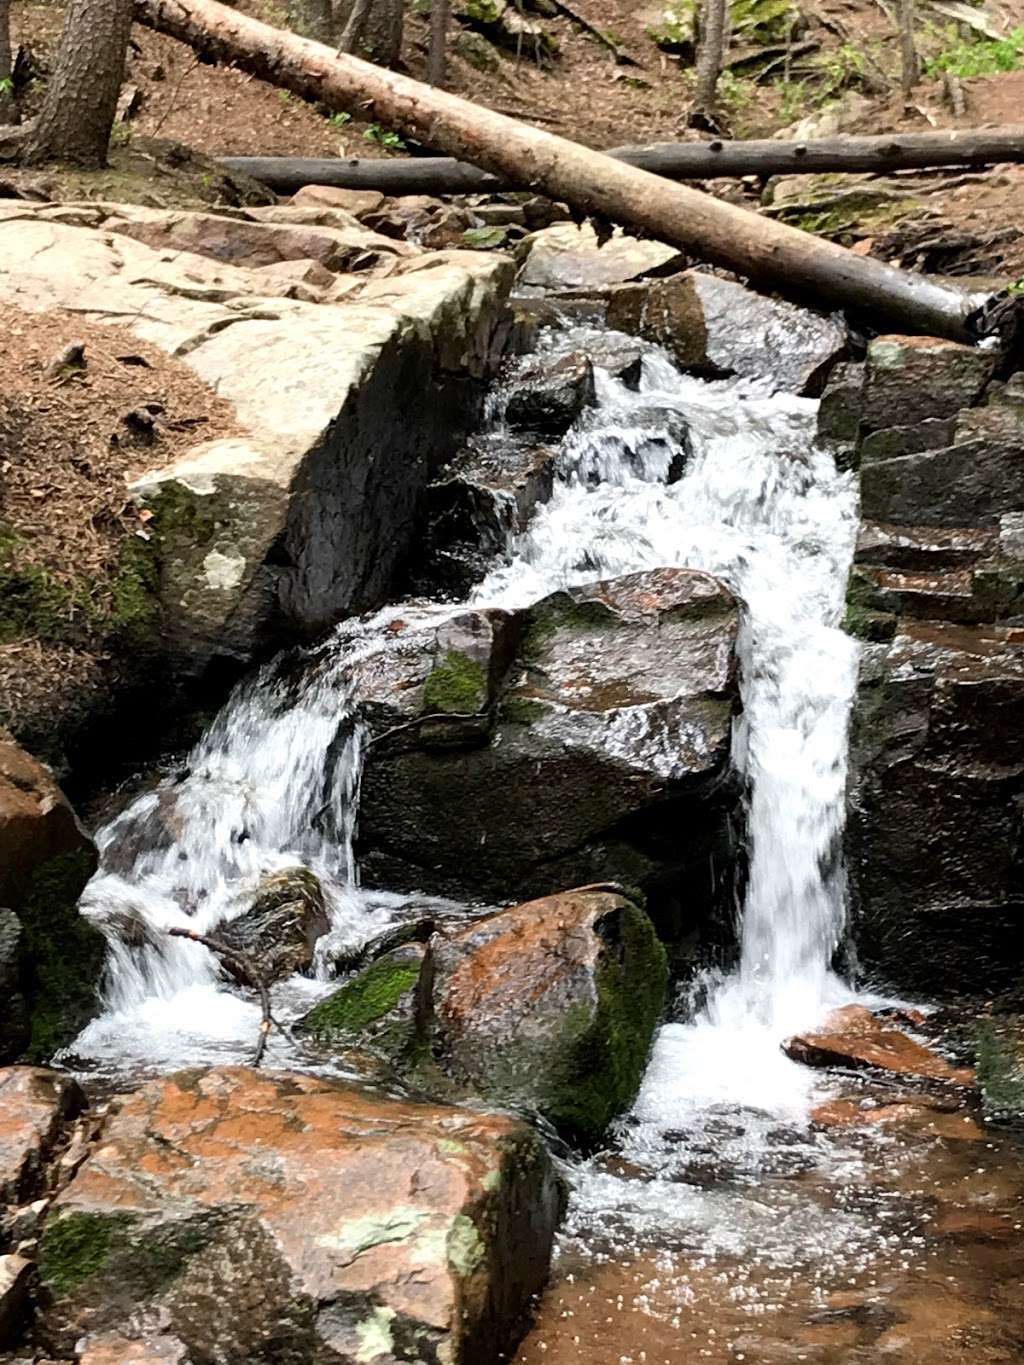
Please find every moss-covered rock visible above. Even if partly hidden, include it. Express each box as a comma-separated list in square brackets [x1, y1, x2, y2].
[296, 944, 428, 1067]
[974, 1018, 1024, 1123]
[423, 649, 488, 715]
[431, 887, 668, 1146]
[216, 867, 329, 984]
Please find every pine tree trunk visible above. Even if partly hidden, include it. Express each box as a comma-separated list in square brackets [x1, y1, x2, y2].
[0, 0, 15, 125]
[694, 0, 729, 115]
[427, 0, 450, 86]
[336, 0, 404, 67]
[23, 0, 133, 166]
[287, 0, 334, 43]
[896, 0, 920, 98]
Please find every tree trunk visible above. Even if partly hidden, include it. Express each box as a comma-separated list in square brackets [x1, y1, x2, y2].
[337, 0, 404, 67]
[0, 0, 15, 125]
[694, 0, 729, 116]
[222, 127, 1024, 194]
[23, 0, 133, 166]
[132, 0, 994, 342]
[427, 0, 450, 87]
[896, 0, 920, 98]
[287, 0, 334, 43]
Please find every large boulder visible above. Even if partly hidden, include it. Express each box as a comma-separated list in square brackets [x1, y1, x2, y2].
[431, 888, 668, 1145]
[0, 735, 103, 1062]
[355, 568, 741, 931]
[38, 1067, 564, 1364]
[0, 202, 515, 673]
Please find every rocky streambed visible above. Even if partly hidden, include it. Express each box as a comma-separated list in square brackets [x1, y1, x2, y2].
[1, 207, 1024, 1365]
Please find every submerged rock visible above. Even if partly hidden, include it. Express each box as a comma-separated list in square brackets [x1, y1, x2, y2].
[358, 568, 740, 924]
[432, 887, 668, 1145]
[216, 867, 329, 984]
[38, 1067, 563, 1364]
[785, 1005, 976, 1088]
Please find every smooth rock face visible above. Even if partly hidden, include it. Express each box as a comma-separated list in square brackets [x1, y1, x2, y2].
[785, 1005, 975, 1088]
[518, 224, 686, 292]
[217, 867, 330, 984]
[357, 568, 740, 915]
[0, 203, 514, 671]
[0, 734, 89, 908]
[290, 186, 387, 217]
[38, 1067, 563, 1365]
[861, 335, 995, 431]
[432, 888, 668, 1145]
[0, 1067, 84, 1205]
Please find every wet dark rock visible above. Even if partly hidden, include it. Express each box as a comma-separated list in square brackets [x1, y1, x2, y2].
[431, 887, 668, 1146]
[855, 522, 998, 573]
[216, 867, 329, 984]
[564, 403, 692, 486]
[0, 1067, 85, 1205]
[358, 568, 740, 935]
[0, 1254, 32, 1349]
[0, 912, 27, 1064]
[296, 943, 429, 1069]
[860, 334, 995, 431]
[409, 435, 557, 598]
[606, 271, 846, 392]
[859, 417, 957, 465]
[503, 352, 595, 435]
[785, 1004, 976, 1088]
[974, 1016, 1024, 1123]
[817, 360, 864, 456]
[846, 622, 1024, 997]
[582, 338, 645, 389]
[38, 1066, 563, 1365]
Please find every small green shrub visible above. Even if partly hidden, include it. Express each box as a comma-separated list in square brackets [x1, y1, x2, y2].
[363, 124, 407, 150]
[925, 26, 1024, 77]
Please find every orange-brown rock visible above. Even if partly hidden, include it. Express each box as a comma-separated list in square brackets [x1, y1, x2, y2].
[786, 1007, 975, 1088]
[0, 734, 91, 908]
[0, 1067, 84, 1204]
[809, 1096, 984, 1141]
[431, 886, 668, 1145]
[38, 1066, 563, 1364]
[79, 1332, 191, 1364]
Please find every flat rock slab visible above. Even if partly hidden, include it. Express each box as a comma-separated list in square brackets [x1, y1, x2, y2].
[785, 1005, 975, 1088]
[0, 1067, 84, 1205]
[39, 1067, 563, 1364]
[518, 223, 685, 291]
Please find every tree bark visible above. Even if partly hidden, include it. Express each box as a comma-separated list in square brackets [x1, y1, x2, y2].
[287, 0, 334, 44]
[24, 0, 133, 166]
[337, 0, 404, 67]
[896, 0, 920, 98]
[133, 0, 993, 342]
[694, 0, 729, 116]
[427, 0, 450, 87]
[0, 0, 15, 125]
[222, 127, 1024, 194]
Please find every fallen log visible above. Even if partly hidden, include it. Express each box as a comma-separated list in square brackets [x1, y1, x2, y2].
[221, 127, 1024, 196]
[133, 0, 1006, 342]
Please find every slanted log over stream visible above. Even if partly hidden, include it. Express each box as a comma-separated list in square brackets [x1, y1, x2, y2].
[222, 128, 1024, 196]
[134, 0, 1002, 343]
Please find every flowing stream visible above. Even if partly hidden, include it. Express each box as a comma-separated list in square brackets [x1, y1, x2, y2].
[69, 323, 1024, 1363]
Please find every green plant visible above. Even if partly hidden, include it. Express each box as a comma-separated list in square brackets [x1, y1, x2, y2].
[773, 75, 809, 121]
[717, 70, 754, 111]
[328, 110, 352, 127]
[363, 123, 406, 150]
[647, 4, 693, 47]
[0, 77, 13, 96]
[277, 89, 292, 104]
[817, 42, 868, 99]
[925, 25, 1024, 77]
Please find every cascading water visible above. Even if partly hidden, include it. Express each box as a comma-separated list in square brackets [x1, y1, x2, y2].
[74, 322, 859, 1112]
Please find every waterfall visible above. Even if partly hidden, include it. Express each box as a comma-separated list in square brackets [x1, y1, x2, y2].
[72, 324, 860, 1090]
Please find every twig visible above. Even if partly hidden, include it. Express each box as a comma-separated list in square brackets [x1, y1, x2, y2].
[168, 926, 286, 1066]
[366, 708, 487, 748]
[549, 0, 639, 65]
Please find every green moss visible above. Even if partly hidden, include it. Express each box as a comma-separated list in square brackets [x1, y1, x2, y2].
[422, 649, 487, 715]
[300, 953, 422, 1041]
[460, 0, 503, 21]
[975, 1020, 1024, 1120]
[499, 696, 546, 726]
[107, 533, 161, 646]
[39, 1211, 136, 1296]
[18, 848, 105, 1063]
[548, 903, 668, 1146]
[842, 602, 896, 643]
[148, 479, 219, 547]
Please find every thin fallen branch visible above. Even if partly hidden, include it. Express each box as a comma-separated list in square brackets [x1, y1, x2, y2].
[168, 926, 284, 1066]
[547, 0, 638, 65]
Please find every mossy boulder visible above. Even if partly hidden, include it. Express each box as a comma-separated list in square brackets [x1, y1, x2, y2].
[38, 1067, 563, 1364]
[216, 867, 329, 984]
[296, 943, 428, 1067]
[431, 887, 668, 1146]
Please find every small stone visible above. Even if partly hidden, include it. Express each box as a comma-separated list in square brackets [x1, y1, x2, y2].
[290, 185, 386, 216]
